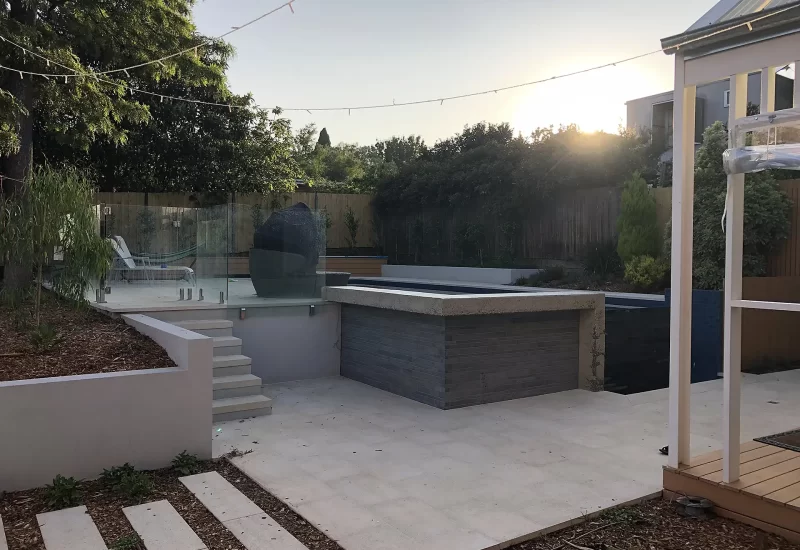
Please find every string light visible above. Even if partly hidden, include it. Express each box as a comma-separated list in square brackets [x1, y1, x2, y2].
[0, 0, 296, 80]
[0, 4, 796, 115]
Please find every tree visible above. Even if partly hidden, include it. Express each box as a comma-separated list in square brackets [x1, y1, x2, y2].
[665, 122, 792, 289]
[1, 0, 227, 189]
[0, 165, 111, 321]
[317, 127, 331, 147]
[617, 172, 660, 263]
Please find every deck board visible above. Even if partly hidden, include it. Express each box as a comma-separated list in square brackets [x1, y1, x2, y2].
[736, 458, 800, 492]
[664, 439, 800, 542]
[702, 450, 799, 483]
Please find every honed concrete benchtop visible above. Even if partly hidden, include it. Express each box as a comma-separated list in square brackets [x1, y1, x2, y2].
[322, 286, 605, 409]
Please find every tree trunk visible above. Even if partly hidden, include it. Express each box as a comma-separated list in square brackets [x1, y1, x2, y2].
[2, 0, 37, 291]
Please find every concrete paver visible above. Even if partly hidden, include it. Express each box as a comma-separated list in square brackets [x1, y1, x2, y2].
[180, 471, 306, 550]
[123, 500, 206, 550]
[36, 506, 107, 550]
[0, 514, 9, 550]
[214, 372, 800, 550]
[180, 472, 261, 522]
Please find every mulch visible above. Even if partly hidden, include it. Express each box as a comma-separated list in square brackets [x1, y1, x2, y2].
[0, 292, 175, 382]
[0, 458, 342, 550]
[507, 499, 800, 550]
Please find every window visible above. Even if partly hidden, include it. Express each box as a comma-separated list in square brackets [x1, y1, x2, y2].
[724, 90, 730, 108]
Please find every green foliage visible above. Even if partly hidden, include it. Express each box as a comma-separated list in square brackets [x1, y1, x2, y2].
[454, 222, 487, 265]
[45, 475, 81, 509]
[251, 204, 265, 234]
[135, 209, 157, 253]
[665, 122, 792, 289]
[101, 463, 136, 488]
[344, 206, 360, 252]
[617, 173, 660, 263]
[536, 265, 566, 284]
[172, 451, 201, 476]
[624, 255, 668, 290]
[584, 241, 622, 280]
[115, 471, 152, 501]
[0, 165, 112, 322]
[317, 127, 332, 147]
[110, 534, 145, 550]
[29, 323, 62, 352]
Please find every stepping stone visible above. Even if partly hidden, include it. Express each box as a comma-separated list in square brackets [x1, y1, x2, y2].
[123, 500, 206, 550]
[0, 514, 8, 550]
[180, 472, 306, 550]
[36, 506, 108, 550]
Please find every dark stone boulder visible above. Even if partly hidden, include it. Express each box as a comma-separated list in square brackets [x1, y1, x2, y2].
[250, 202, 322, 298]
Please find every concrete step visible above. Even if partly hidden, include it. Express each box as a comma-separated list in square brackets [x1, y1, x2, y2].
[123, 500, 206, 550]
[212, 336, 242, 357]
[180, 472, 307, 550]
[37, 506, 108, 550]
[213, 354, 252, 377]
[0, 514, 7, 550]
[213, 374, 263, 400]
[174, 319, 233, 338]
[213, 395, 272, 422]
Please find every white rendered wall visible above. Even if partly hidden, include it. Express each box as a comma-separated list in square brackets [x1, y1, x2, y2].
[228, 303, 341, 384]
[381, 265, 542, 285]
[0, 314, 212, 492]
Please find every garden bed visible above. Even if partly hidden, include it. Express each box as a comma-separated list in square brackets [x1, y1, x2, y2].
[0, 293, 175, 382]
[0, 457, 341, 550]
[508, 499, 799, 550]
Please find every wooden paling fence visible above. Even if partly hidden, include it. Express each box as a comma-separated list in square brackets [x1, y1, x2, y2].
[95, 192, 374, 252]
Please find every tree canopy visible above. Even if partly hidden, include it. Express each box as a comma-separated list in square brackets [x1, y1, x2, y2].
[0, 0, 301, 197]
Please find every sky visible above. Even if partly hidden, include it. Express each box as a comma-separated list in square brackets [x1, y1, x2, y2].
[192, 0, 718, 146]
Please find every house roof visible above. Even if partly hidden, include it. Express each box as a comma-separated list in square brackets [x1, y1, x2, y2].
[661, 0, 800, 56]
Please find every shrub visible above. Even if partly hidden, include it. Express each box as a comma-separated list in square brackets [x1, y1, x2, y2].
[617, 172, 660, 263]
[101, 463, 136, 488]
[584, 241, 622, 280]
[115, 471, 152, 501]
[29, 323, 62, 352]
[664, 122, 792, 289]
[172, 451, 201, 476]
[521, 265, 565, 286]
[46, 475, 81, 509]
[111, 534, 145, 550]
[624, 255, 668, 290]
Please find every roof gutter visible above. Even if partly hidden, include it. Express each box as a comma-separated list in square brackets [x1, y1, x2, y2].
[660, 2, 800, 56]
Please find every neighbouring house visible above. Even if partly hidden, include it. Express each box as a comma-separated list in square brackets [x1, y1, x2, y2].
[626, 73, 794, 158]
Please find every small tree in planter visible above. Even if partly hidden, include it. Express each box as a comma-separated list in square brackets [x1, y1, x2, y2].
[344, 206, 360, 255]
[0, 165, 111, 325]
[617, 172, 660, 263]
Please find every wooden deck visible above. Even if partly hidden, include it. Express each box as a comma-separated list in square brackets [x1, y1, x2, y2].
[663, 440, 800, 542]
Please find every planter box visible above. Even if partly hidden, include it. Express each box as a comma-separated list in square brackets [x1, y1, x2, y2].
[323, 256, 387, 277]
[0, 315, 212, 492]
[381, 265, 541, 285]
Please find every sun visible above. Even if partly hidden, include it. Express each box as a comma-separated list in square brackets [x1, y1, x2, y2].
[511, 70, 628, 137]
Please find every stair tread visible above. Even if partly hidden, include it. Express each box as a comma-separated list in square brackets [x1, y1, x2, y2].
[213, 374, 262, 389]
[174, 319, 232, 330]
[213, 336, 241, 347]
[213, 354, 251, 366]
[213, 394, 272, 413]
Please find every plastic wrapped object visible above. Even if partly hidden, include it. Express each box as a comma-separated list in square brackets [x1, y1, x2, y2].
[723, 108, 800, 175]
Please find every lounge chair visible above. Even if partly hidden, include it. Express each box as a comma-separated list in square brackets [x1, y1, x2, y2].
[109, 236, 196, 285]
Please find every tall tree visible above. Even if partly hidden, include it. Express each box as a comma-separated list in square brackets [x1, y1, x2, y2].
[0, 0, 226, 194]
[317, 127, 331, 147]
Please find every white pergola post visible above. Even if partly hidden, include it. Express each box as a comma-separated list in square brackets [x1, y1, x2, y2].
[722, 72, 748, 484]
[668, 53, 696, 469]
[761, 66, 776, 112]
[794, 62, 800, 107]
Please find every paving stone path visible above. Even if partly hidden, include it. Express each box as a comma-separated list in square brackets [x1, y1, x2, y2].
[2, 474, 307, 550]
